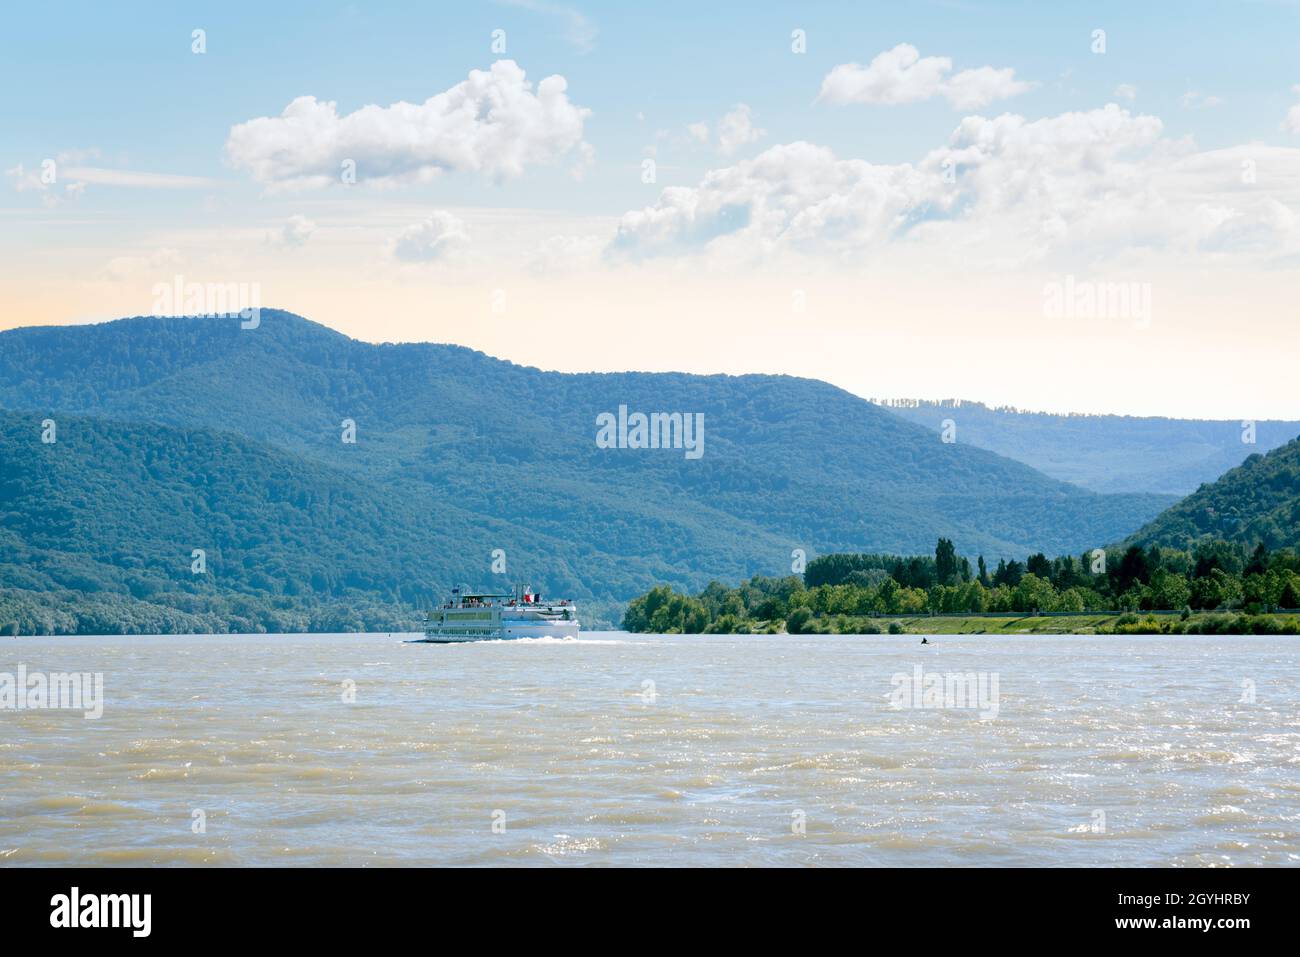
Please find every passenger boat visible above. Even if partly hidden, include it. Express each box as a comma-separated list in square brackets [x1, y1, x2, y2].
[412, 585, 580, 643]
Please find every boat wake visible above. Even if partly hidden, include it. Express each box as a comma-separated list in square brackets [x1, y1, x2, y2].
[507, 635, 625, 645]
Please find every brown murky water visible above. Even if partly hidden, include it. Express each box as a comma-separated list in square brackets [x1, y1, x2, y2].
[1, 632, 1297, 866]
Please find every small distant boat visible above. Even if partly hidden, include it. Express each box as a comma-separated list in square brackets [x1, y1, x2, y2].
[410, 585, 580, 643]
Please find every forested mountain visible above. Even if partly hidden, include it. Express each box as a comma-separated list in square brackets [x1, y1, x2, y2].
[0, 409, 791, 628]
[1124, 438, 1300, 550]
[0, 311, 1176, 632]
[878, 399, 1300, 495]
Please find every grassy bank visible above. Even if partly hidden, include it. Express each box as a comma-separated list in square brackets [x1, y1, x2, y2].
[893, 614, 1119, 634]
[887, 612, 1296, 634]
[768, 611, 1300, 635]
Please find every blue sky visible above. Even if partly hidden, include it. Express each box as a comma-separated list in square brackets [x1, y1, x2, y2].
[6, 1, 1298, 208]
[3, 1, 1300, 416]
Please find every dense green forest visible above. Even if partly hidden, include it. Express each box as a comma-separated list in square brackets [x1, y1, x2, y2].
[0, 311, 1170, 560]
[622, 538, 1300, 635]
[0, 587, 417, 637]
[880, 399, 1299, 496]
[0, 311, 1182, 635]
[0, 411, 630, 633]
[1123, 437, 1300, 550]
[624, 429, 1300, 636]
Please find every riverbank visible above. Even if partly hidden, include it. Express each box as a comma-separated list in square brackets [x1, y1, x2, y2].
[629, 611, 1300, 635]
[889, 611, 1300, 635]
[0, 587, 624, 636]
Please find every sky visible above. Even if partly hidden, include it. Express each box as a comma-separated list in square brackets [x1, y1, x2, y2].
[3, 0, 1300, 417]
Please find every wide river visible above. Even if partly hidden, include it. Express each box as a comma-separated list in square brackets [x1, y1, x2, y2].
[1, 633, 1297, 866]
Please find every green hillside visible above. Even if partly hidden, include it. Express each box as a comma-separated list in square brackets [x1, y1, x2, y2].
[0, 311, 1179, 633]
[0, 410, 797, 630]
[1124, 438, 1300, 550]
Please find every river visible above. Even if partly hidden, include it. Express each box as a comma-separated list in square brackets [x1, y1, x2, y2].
[1, 632, 1296, 866]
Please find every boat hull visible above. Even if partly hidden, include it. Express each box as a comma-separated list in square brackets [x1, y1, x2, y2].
[413, 617, 581, 643]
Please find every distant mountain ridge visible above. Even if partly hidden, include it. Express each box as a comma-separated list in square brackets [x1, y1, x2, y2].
[876, 398, 1300, 495]
[0, 311, 1174, 626]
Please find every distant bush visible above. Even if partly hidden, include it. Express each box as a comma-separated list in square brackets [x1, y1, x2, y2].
[785, 607, 813, 634]
[1182, 613, 1247, 634]
[1110, 614, 1167, 634]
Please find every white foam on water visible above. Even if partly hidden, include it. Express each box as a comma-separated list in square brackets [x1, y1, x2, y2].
[506, 635, 626, 645]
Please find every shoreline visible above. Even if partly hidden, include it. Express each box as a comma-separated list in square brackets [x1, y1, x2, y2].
[9, 611, 1300, 639]
[626, 611, 1300, 636]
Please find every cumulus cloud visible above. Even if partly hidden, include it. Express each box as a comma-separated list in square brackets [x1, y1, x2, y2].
[391, 212, 469, 263]
[611, 141, 928, 260]
[226, 60, 591, 190]
[818, 44, 1032, 110]
[685, 105, 765, 155]
[610, 104, 1300, 268]
[1113, 84, 1137, 101]
[276, 214, 316, 247]
[717, 104, 765, 155]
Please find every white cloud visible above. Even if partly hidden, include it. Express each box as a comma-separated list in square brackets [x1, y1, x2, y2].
[391, 212, 469, 263]
[5, 162, 87, 207]
[103, 248, 183, 281]
[611, 141, 929, 260]
[64, 167, 220, 189]
[6, 162, 50, 193]
[277, 214, 317, 247]
[226, 60, 591, 190]
[685, 105, 765, 155]
[818, 44, 1032, 110]
[570, 140, 595, 181]
[6, 152, 218, 200]
[530, 233, 604, 275]
[1284, 85, 1300, 134]
[610, 105, 1300, 268]
[1113, 84, 1137, 101]
[717, 104, 765, 155]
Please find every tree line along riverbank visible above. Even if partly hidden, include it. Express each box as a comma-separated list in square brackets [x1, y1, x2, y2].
[622, 539, 1300, 635]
